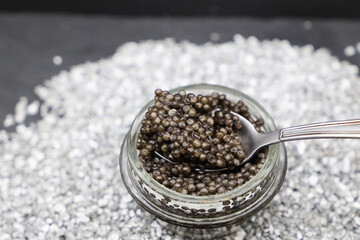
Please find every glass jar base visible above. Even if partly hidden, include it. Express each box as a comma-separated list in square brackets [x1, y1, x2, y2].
[120, 139, 287, 229]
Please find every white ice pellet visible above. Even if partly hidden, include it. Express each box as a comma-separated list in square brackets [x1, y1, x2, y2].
[27, 100, 40, 116]
[308, 175, 319, 186]
[353, 202, 360, 209]
[296, 231, 303, 239]
[54, 203, 66, 213]
[27, 156, 40, 170]
[0, 129, 9, 142]
[88, 140, 99, 149]
[0, 234, 12, 240]
[109, 231, 121, 240]
[3, 114, 15, 127]
[354, 216, 360, 226]
[296, 141, 306, 155]
[39, 104, 49, 117]
[14, 97, 28, 124]
[53, 55, 63, 66]
[0, 36, 360, 239]
[341, 157, 352, 174]
[164, 235, 172, 240]
[344, 45, 356, 57]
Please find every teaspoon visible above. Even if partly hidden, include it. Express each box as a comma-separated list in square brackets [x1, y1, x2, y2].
[155, 111, 360, 172]
[232, 111, 360, 165]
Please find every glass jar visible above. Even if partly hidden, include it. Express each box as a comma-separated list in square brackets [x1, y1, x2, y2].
[119, 84, 287, 232]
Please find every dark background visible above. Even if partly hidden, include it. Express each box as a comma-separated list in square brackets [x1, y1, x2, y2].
[2, 0, 360, 18]
[1, 2, 360, 128]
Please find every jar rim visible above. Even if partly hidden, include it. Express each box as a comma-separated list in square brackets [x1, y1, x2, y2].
[127, 83, 280, 202]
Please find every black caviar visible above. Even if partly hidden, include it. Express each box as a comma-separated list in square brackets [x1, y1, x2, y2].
[137, 89, 267, 196]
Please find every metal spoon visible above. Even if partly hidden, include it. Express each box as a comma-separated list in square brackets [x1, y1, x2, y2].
[154, 111, 360, 172]
[233, 111, 360, 165]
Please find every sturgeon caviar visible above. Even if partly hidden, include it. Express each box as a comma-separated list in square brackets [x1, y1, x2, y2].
[137, 89, 267, 196]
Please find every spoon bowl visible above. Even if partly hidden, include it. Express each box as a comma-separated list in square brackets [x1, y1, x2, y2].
[230, 111, 280, 165]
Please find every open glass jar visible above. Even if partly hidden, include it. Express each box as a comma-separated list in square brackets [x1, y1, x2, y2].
[119, 84, 287, 230]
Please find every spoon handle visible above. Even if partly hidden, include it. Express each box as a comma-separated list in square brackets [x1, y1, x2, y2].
[279, 119, 360, 142]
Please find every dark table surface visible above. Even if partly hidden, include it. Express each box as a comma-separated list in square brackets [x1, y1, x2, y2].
[1, 13, 360, 127]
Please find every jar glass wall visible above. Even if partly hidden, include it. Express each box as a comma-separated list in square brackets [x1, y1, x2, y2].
[120, 84, 287, 230]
